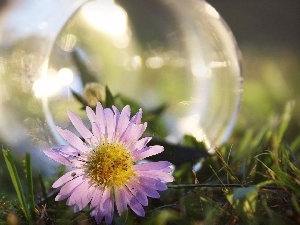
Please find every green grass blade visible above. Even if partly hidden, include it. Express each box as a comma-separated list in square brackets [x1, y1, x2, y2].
[104, 85, 115, 108]
[25, 153, 36, 220]
[290, 135, 300, 152]
[2, 149, 31, 222]
[277, 100, 294, 146]
[291, 194, 300, 214]
[38, 172, 47, 202]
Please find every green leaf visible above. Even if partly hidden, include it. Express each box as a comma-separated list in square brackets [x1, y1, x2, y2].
[25, 153, 35, 220]
[227, 186, 258, 223]
[183, 191, 225, 221]
[2, 149, 31, 222]
[116, 95, 141, 112]
[117, 95, 169, 137]
[183, 192, 205, 220]
[104, 85, 115, 108]
[72, 48, 98, 84]
[183, 134, 206, 149]
[232, 186, 257, 202]
[147, 138, 210, 165]
[70, 89, 88, 110]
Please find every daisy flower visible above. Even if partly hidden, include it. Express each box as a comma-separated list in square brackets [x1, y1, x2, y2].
[44, 103, 174, 224]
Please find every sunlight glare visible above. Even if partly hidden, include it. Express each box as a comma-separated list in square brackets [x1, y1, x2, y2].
[81, 1, 128, 37]
[178, 115, 213, 152]
[33, 68, 74, 98]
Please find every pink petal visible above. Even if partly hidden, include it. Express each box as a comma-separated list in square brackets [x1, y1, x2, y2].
[130, 178, 160, 198]
[91, 123, 101, 144]
[95, 103, 107, 138]
[74, 184, 96, 212]
[133, 161, 171, 171]
[44, 149, 73, 167]
[86, 106, 96, 122]
[67, 178, 92, 207]
[86, 185, 97, 200]
[137, 176, 168, 191]
[104, 194, 114, 224]
[132, 145, 164, 161]
[130, 123, 147, 143]
[52, 169, 85, 188]
[112, 106, 120, 125]
[126, 180, 148, 206]
[58, 175, 86, 197]
[52, 145, 79, 155]
[90, 187, 112, 224]
[103, 108, 116, 143]
[120, 123, 147, 148]
[56, 127, 90, 153]
[111, 106, 121, 140]
[138, 170, 174, 183]
[55, 175, 86, 201]
[100, 187, 111, 212]
[130, 108, 143, 124]
[49, 146, 87, 167]
[55, 193, 70, 201]
[90, 188, 104, 209]
[138, 183, 160, 198]
[86, 106, 101, 143]
[112, 105, 120, 115]
[114, 187, 127, 216]
[53, 145, 88, 161]
[115, 105, 131, 140]
[67, 110, 93, 144]
[123, 187, 145, 217]
[92, 208, 104, 224]
[162, 167, 173, 173]
[129, 137, 152, 152]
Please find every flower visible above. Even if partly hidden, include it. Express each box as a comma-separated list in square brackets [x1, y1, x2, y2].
[83, 82, 105, 108]
[44, 103, 174, 224]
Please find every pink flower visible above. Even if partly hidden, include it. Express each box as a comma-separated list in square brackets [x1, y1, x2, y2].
[44, 103, 174, 224]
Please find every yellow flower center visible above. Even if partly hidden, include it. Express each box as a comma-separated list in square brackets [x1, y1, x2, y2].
[86, 143, 134, 187]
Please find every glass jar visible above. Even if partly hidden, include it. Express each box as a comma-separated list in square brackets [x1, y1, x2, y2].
[0, 0, 242, 168]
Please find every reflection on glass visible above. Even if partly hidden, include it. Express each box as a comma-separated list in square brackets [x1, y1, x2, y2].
[82, 0, 128, 37]
[0, 0, 242, 169]
[33, 68, 74, 98]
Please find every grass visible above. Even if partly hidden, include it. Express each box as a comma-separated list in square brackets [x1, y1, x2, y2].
[0, 48, 299, 224]
[1, 100, 299, 224]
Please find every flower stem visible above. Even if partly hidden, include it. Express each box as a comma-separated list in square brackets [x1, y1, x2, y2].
[167, 183, 282, 190]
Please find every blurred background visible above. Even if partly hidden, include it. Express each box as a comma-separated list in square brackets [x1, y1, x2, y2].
[206, 0, 300, 140]
[0, 0, 299, 197]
